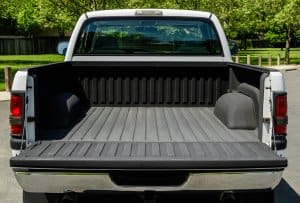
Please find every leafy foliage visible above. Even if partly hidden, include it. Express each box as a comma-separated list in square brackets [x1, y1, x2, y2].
[0, 0, 299, 63]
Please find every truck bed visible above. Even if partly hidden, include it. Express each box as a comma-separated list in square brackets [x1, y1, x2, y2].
[10, 63, 287, 171]
[11, 107, 287, 170]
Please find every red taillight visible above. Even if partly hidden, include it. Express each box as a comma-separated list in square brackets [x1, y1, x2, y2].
[10, 94, 24, 136]
[274, 94, 287, 135]
[10, 95, 22, 117]
[275, 95, 287, 117]
[11, 125, 23, 135]
[274, 125, 287, 135]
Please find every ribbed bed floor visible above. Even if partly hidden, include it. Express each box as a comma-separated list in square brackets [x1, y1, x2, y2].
[54, 107, 258, 142]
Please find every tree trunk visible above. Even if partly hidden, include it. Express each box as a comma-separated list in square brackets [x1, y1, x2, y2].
[101, 0, 106, 10]
[240, 39, 243, 51]
[58, 30, 65, 39]
[285, 27, 292, 64]
[243, 37, 247, 50]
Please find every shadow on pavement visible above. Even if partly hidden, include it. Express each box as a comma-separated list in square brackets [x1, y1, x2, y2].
[275, 179, 300, 203]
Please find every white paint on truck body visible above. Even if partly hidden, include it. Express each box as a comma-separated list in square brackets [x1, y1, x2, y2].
[270, 71, 286, 91]
[12, 149, 20, 157]
[12, 71, 28, 91]
[65, 14, 87, 61]
[269, 71, 287, 156]
[261, 71, 287, 155]
[11, 71, 36, 154]
[11, 70, 28, 157]
[262, 71, 286, 156]
[262, 75, 272, 146]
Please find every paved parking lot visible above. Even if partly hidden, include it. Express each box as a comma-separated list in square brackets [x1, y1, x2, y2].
[0, 101, 22, 202]
[0, 69, 300, 202]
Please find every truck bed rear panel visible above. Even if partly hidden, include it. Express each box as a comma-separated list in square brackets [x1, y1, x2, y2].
[11, 140, 286, 169]
[39, 107, 258, 142]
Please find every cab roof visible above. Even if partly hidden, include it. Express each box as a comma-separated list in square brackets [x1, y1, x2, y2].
[86, 9, 212, 19]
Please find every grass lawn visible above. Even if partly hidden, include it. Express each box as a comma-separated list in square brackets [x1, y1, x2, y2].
[235, 48, 300, 66]
[0, 54, 64, 91]
[0, 82, 4, 91]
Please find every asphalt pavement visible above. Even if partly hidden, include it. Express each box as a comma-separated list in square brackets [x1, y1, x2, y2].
[0, 101, 22, 202]
[0, 69, 300, 202]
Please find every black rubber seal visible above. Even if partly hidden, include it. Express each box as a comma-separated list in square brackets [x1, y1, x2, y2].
[10, 137, 26, 150]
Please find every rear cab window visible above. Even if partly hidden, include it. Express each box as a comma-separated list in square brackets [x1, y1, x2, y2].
[74, 17, 223, 56]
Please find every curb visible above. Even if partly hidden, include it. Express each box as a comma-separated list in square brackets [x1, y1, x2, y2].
[0, 91, 11, 101]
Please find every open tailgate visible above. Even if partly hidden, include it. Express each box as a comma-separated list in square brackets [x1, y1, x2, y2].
[11, 141, 287, 170]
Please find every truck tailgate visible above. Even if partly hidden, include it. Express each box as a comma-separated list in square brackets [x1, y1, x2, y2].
[11, 107, 286, 170]
[11, 141, 286, 170]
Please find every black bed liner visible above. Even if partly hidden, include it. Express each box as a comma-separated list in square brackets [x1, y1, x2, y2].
[11, 141, 287, 170]
[40, 107, 258, 142]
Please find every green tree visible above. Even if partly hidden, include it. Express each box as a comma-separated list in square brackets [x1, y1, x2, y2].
[39, 0, 74, 37]
[271, 0, 300, 64]
[173, 0, 255, 49]
[2, 0, 300, 61]
[0, 0, 13, 19]
[1, 0, 43, 36]
[16, 0, 43, 35]
[47, 0, 127, 17]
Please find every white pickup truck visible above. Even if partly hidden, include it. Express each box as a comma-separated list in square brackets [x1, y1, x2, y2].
[9, 9, 288, 203]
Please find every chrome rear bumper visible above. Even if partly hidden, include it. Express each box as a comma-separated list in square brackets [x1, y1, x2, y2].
[15, 171, 283, 193]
